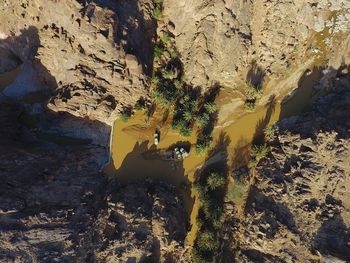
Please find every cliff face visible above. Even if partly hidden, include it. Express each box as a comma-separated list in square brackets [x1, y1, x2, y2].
[163, 0, 350, 88]
[234, 74, 350, 262]
[0, 0, 155, 124]
[1, 0, 349, 123]
[162, 0, 252, 87]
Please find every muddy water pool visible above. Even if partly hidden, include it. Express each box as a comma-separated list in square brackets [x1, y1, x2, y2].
[105, 65, 324, 245]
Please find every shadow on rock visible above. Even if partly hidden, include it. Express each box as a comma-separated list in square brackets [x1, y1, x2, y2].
[246, 60, 265, 89]
[313, 216, 350, 261]
[83, 0, 157, 75]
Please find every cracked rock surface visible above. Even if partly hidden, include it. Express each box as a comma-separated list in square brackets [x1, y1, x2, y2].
[235, 88, 350, 262]
[0, 0, 156, 124]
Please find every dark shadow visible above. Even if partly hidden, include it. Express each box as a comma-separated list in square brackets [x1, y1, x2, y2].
[278, 64, 350, 140]
[241, 248, 287, 263]
[252, 94, 277, 145]
[194, 83, 221, 152]
[161, 107, 170, 125]
[126, 257, 137, 263]
[245, 186, 297, 233]
[231, 136, 250, 171]
[166, 141, 192, 152]
[279, 66, 324, 120]
[0, 26, 57, 96]
[0, 26, 113, 262]
[107, 139, 193, 244]
[313, 216, 350, 261]
[203, 82, 221, 103]
[83, 0, 157, 75]
[246, 60, 265, 89]
[192, 132, 231, 262]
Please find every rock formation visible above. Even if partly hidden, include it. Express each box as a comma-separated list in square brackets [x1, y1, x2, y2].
[0, 0, 156, 124]
[163, 0, 350, 87]
[234, 70, 350, 262]
[0, 0, 350, 262]
[0, 102, 189, 262]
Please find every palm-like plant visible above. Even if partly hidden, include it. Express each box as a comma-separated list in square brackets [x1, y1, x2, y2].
[183, 110, 194, 122]
[204, 102, 217, 114]
[207, 172, 225, 190]
[196, 113, 210, 128]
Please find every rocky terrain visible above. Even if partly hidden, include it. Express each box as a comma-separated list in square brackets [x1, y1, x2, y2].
[163, 0, 350, 88]
[0, 0, 350, 262]
[234, 71, 350, 262]
[0, 0, 156, 124]
[0, 103, 189, 262]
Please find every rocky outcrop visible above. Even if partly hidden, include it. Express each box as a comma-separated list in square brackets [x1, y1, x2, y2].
[0, 0, 156, 124]
[235, 87, 350, 262]
[94, 181, 190, 262]
[163, 0, 350, 88]
[163, 0, 252, 88]
[0, 102, 190, 262]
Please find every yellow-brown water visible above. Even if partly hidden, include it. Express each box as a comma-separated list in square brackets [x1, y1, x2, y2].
[105, 65, 323, 245]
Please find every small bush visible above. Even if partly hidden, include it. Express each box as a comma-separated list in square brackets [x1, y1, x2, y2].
[120, 111, 130, 123]
[195, 143, 207, 155]
[245, 100, 256, 111]
[251, 144, 269, 161]
[134, 98, 146, 111]
[264, 125, 275, 140]
[204, 102, 217, 114]
[153, 46, 164, 59]
[195, 133, 212, 155]
[152, 5, 162, 20]
[168, 47, 178, 59]
[161, 33, 171, 45]
[245, 81, 262, 112]
[196, 231, 217, 251]
[195, 113, 210, 128]
[246, 81, 263, 100]
[183, 110, 195, 122]
[154, 79, 177, 105]
[207, 172, 226, 190]
[162, 68, 176, 79]
[179, 126, 192, 137]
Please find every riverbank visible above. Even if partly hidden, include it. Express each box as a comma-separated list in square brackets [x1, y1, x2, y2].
[104, 61, 331, 247]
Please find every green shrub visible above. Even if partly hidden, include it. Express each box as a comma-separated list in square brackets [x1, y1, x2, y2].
[120, 111, 130, 123]
[161, 33, 171, 45]
[152, 5, 162, 20]
[196, 231, 217, 251]
[154, 79, 177, 105]
[179, 126, 192, 137]
[246, 81, 263, 100]
[264, 125, 275, 140]
[251, 144, 269, 161]
[153, 46, 164, 59]
[162, 68, 176, 79]
[204, 102, 217, 114]
[134, 98, 146, 111]
[190, 100, 200, 113]
[193, 246, 212, 263]
[183, 110, 195, 122]
[207, 172, 225, 190]
[245, 100, 256, 111]
[196, 113, 210, 128]
[195, 143, 207, 155]
[168, 47, 178, 59]
[212, 214, 225, 230]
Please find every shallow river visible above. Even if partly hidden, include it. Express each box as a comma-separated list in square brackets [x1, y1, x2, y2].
[105, 66, 323, 245]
